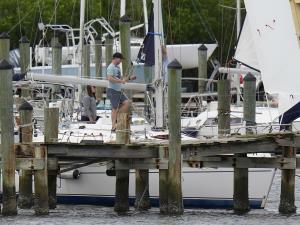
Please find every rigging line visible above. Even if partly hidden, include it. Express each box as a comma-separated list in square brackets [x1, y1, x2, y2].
[167, 0, 174, 45]
[179, 0, 182, 63]
[221, 4, 232, 66]
[54, 0, 58, 37]
[47, 0, 62, 28]
[220, 1, 224, 64]
[30, 3, 39, 44]
[191, 0, 217, 43]
[131, 0, 134, 22]
[108, 0, 116, 23]
[16, 0, 22, 37]
[225, 15, 236, 65]
[8, 6, 35, 34]
[70, 0, 77, 27]
[37, 0, 44, 24]
[37, 0, 62, 46]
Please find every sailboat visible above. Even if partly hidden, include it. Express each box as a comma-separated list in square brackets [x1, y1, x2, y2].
[9, 0, 277, 209]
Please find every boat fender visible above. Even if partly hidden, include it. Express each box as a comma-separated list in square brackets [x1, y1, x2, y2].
[60, 169, 80, 180]
[106, 169, 116, 176]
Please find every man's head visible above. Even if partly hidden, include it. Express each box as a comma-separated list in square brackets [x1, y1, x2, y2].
[112, 52, 124, 65]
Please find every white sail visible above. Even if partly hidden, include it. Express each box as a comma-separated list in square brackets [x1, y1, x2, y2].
[234, 15, 260, 71]
[244, 0, 300, 116]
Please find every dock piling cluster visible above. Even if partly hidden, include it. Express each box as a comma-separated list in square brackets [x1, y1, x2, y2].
[0, 31, 299, 218]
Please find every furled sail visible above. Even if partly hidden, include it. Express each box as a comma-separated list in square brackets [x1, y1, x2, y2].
[137, 5, 155, 66]
[137, 4, 218, 69]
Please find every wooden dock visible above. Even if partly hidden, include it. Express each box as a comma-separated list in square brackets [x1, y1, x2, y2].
[8, 131, 300, 215]
[0, 31, 299, 217]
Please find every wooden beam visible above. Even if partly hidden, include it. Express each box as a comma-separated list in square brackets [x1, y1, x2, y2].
[115, 159, 168, 170]
[184, 156, 297, 169]
[47, 143, 158, 158]
[182, 138, 280, 156]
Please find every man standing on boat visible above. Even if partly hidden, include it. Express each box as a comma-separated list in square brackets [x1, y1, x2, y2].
[106, 52, 136, 131]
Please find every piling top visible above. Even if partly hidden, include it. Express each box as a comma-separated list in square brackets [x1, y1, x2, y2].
[198, 44, 208, 51]
[95, 34, 102, 41]
[244, 72, 256, 82]
[120, 15, 131, 23]
[19, 36, 29, 43]
[168, 59, 182, 69]
[0, 59, 13, 70]
[106, 34, 114, 40]
[53, 41, 62, 48]
[19, 101, 33, 111]
[0, 32, 9, 39]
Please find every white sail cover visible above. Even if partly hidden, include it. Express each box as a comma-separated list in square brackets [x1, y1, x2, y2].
[244, 0, 300, 116]
[234, 16, 260, 71]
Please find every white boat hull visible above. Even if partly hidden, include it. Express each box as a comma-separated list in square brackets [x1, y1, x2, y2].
[55, 165, 274, 208]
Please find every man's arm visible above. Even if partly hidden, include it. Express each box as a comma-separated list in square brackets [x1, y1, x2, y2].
[107, 74, 125, 84]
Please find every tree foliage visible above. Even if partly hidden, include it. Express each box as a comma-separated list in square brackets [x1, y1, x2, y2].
[0, 0, 244, 65]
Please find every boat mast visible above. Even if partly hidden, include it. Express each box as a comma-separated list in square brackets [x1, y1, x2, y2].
[153, 0, 164, 129]
[236, 0, 241, 39]
[143, 0, 148, 34]
[235, 0, 242, 105]
[79, 0, 86, 79]
[120, 0, 126, 17]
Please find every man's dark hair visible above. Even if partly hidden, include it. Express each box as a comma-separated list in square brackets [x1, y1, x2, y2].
[112, 52, 124, 59]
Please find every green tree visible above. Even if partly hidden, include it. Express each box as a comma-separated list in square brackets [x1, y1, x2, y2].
[0, 0, 243, 65]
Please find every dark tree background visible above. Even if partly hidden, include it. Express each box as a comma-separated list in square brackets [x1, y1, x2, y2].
[0, 0, 245, 66]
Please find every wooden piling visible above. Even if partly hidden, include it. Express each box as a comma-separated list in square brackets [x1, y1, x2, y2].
[243, 73, 256, 133]
[51, 37, 62, 97]
[0, 32, 10, 61]
[114, 113, 130, 214]
[19, 36, 31, 98]
[159, 146, 169, 214]
[279, 141, 296, 214]
[135, 66, 152, 211]
[105, 35, 113, 66]
[144, 65, 153, 120]
[218, 78, 231, 136]
[18, 101, 34, 209]
[119, 15, 132, 99]
[198, 44, 207, 94]
[44, 107, 59, 209]
[278, 112, 297, 214]
[135, 169, 150, 210]
[34, 145, 49, 215]
[0, 59, 17, 216]
[83, 40, 90, 78]
[167, 59, 183, 215]
[0, 32, 10, 129]
[95, 35, 103, 100]
[0, 33, 10, 215]
[233, 73, 255, 214]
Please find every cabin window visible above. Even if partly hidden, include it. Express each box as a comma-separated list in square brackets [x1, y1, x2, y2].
[203, 118, 218, 126]
[230, 117, 242, 124]
[290, 0, 300, 44]
[203, 117, 242, 126]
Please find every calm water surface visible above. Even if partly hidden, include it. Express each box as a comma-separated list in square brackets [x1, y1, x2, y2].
[1, 171, 300, 225]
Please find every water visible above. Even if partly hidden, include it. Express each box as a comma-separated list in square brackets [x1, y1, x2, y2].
[1, 171, 300, 225]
